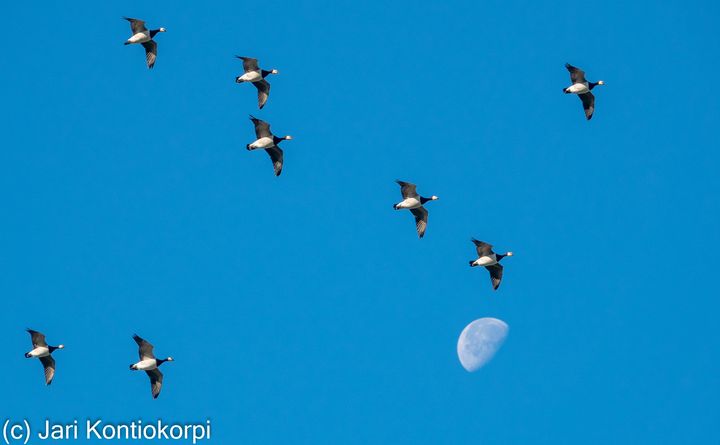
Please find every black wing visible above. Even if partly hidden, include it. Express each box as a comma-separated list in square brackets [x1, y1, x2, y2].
[485, 264, 504, 290]
[146, 369, 163, 399]
[565, 63, 587, 84]
[39, 356, 56, 385]
[141, 40, 157, 69]
[410, 206, 429, 238]
[27, 329, 47, 348]
[396, 180, 418, 199]
[472, 239, 494, 257]
[579, 92, 595, 120]
[254, 79, 271, 109]
[236, 56, 260, 73]
[249, 115, 272, 138]
[265, 146, 284, 176]
[133, 334, 156, 361]
[124, 17, 147, 34]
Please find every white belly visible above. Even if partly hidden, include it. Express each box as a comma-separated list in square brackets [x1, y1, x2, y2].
[566, 82, 589, 94]
[239, 71, 262, 83]
[127, 31, 151, 44]
[472, 255, 497, 267]
[249, 137, 274, 149]
[134, 359, 157, 371]
[28, 346, 50, 358]
[395, 197, 421, 209]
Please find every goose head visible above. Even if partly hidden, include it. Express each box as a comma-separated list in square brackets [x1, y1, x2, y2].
[57, 344, 65, 349]
[271, 69, 279, 74]
[597, 80, 605, 85]
[166, 357, 174, 362]
[496, 251, 513, 262]
[158, 27, 167, 32]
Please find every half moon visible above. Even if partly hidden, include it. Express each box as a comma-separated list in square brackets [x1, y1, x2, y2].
[457, 317, 509, 372]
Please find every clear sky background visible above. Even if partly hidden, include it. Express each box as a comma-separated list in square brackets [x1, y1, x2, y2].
[0, 0, 718, 443]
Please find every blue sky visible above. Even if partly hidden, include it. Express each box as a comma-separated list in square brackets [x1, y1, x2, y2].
[1, 0, 718, 443]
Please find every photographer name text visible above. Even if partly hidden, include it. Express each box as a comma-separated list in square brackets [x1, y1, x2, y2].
[2, 419, 211, 443]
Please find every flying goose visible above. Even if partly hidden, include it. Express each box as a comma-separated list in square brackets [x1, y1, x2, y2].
[469, 239, 513, 290]
[129, 334, 174, 399]
[235, 56, 279, 109]
[123, 17, 166, 69]
[393, 180, 439, 238]
[24, 329, 64, 385]
[246, 115, 293, 176]
[563, 63, 604, 120]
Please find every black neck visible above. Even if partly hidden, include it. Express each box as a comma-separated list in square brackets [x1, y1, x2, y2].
[420, 196, 432, 204]
[149, 29, 161, 38]
[273, 136, 286, 144]
[156, 358, 168, 366]
[496, 253, 506, 261]
[261, 69, 273, 78]
[49, 345, 60, 353]
[588, 82, 599, 90]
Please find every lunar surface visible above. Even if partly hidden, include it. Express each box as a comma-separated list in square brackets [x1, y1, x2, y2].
[457, 317, 509, 372]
